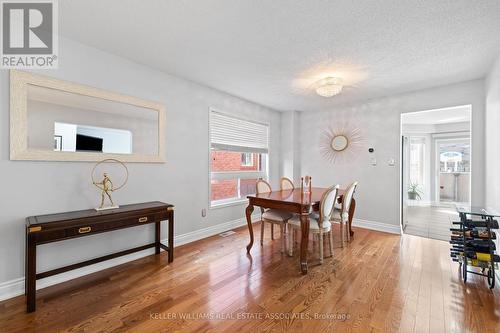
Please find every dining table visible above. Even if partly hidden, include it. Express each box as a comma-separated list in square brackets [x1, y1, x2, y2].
[245, 187, 356, 274]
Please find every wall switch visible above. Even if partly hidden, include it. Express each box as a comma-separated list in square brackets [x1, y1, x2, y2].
[201, 208, 206, 217]
[370, 157, 377, 166]
[387, 158, 395, 166]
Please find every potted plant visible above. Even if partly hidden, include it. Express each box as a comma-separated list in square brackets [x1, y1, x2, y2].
[408, 183, 423, 200]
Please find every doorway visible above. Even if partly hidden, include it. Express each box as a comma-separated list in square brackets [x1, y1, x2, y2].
[400, 105, 472, 240]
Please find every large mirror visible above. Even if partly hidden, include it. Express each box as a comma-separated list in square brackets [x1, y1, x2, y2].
[10, 70, 165, 162]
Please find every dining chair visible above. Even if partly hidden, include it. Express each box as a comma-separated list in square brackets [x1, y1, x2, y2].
[256, 179, 293, 253]
[332, 181, 358, 247]
[280, 177, 295, 191]
[287, 185, 339, 263]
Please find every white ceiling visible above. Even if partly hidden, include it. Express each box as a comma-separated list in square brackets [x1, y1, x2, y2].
[59, 1, 500, 112]
[402, 105, 471, 125]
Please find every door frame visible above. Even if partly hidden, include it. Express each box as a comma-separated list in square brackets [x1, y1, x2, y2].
[399, 104, 472, 230]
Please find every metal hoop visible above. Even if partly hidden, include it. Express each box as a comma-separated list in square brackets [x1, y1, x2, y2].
[91, 159, 129, 191]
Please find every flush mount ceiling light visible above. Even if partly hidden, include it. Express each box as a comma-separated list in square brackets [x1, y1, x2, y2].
[315, 77, 343, 97]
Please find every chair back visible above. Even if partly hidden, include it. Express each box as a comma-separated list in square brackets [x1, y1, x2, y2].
[280, 177, 294, 191]
[256, 179, 272, 194]
[319, 185, 340, 221]
[342, 181, 358, 214]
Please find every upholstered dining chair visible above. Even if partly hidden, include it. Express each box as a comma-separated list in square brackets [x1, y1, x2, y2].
[332, 181, 358, 247]
[287, 185, 340, 264]
[256, 179, 293, 253]
[280, 177, 295, 191]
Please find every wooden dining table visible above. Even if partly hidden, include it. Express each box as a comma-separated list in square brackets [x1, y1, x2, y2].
[245, 187, 356, 274]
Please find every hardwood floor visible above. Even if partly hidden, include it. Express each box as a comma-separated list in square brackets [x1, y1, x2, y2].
[404, 205, 459, 241]
[0, 223, 499, 332]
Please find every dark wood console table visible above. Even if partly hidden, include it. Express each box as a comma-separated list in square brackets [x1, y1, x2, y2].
[25, 201, 174, 312]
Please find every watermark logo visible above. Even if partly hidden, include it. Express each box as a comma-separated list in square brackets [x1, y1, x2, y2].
[1, 0, 58, 68]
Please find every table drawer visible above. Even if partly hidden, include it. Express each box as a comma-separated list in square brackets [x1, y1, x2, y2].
[64, 213, 159, 238]
[33, 212, 162, 243]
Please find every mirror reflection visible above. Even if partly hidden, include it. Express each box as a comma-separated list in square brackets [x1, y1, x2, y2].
[331, 135, 348, 151]
[27, 85, 159, 155]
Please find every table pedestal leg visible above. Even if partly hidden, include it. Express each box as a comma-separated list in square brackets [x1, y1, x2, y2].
[246, 204, 254, 253]
[300, 213, 310, 274]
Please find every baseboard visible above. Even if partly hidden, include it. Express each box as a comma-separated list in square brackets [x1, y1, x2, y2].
[0, 215, 260, 302]
[352, 218, 402, 235]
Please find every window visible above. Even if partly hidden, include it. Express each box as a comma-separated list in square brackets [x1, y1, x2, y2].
[210, 110, 269, 207]
[241, 153, 253, 166]
[409, 137, 425, 187]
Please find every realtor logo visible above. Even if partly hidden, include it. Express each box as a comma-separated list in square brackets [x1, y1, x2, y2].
[1, 0, 58, 68]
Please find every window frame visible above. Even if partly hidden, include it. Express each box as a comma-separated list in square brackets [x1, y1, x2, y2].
[208, 108, 270, 209]
[241, 152, 254, 167]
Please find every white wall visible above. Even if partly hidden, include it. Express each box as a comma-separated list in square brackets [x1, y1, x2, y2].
[294, 80, 485, 227]
[486, 55, 500, 213]
[485, 53, 500, 274]
[0, 37, 281, 293]
[280, 111, 301, 183]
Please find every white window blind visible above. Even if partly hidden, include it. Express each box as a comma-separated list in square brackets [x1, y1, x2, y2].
[210, 111, 269, 153]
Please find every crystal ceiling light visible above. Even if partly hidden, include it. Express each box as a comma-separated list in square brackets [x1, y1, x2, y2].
[315, 77, 343, 97]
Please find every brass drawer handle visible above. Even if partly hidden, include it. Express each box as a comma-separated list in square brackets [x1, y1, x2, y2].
[138, 217, 148, 223]
[78, 226, 92, 234]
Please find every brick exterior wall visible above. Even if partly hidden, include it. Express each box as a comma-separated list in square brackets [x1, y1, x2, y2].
[211, 151, 260, 201]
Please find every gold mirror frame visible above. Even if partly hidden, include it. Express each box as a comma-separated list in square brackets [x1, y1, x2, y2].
[10, 70, 166, 163]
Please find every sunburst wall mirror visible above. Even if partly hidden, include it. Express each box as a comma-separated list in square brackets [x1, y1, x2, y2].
[319, 122, 364, 164]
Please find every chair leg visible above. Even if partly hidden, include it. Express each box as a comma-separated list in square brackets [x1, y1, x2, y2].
[271, 224, 274, 240]
[328, 231, 334, 257]
[280, 224, 285, 253]
[260, 220, 265, 246]
[288, 227, 294, 256]
[340, 222, 345, 248]
[319, 231, 324, 264]
[346, 218, 351, 242]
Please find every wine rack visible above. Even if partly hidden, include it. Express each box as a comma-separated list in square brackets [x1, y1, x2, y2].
[450, 206, 499, 289]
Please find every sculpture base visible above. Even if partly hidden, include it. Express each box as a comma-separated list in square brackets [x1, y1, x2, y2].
[95, 205, 119, 211]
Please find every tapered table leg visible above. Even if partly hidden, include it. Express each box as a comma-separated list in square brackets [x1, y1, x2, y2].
[246, 204, 255, 253]
[26, 232, 36, 313]
[300, 213, 310, 274]
[168, 211, 174, 263]
[155, 221, 161, 255]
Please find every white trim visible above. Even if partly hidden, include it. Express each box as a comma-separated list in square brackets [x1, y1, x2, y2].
[352, 218, 402, 235]
[209, 198, 249, 210]
[0, 215, 260, 302]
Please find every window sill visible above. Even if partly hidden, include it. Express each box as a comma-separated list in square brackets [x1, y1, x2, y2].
[210, 199, 249, 210]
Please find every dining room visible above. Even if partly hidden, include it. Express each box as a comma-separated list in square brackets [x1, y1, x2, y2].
[1, 1, 500, 333]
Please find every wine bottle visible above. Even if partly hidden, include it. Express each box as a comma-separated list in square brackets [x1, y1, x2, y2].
[463, 220, 499, 229]
[463, 250, 492, 261]
[451, 230, 496, 239]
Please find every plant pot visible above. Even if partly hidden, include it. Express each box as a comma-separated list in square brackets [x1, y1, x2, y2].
[408, 192, 418, 200]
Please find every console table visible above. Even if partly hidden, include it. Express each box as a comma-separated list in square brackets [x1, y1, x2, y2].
[25, 201, 174, 312]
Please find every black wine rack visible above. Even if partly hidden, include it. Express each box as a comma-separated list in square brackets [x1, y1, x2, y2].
[450, 206, 499, 289]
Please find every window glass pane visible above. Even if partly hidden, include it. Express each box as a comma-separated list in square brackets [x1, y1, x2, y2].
[210, 149, 267, 206]
[210, 178, 258, 206]
[211, 150, 263, 172]
[409, 137, 424, 187]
